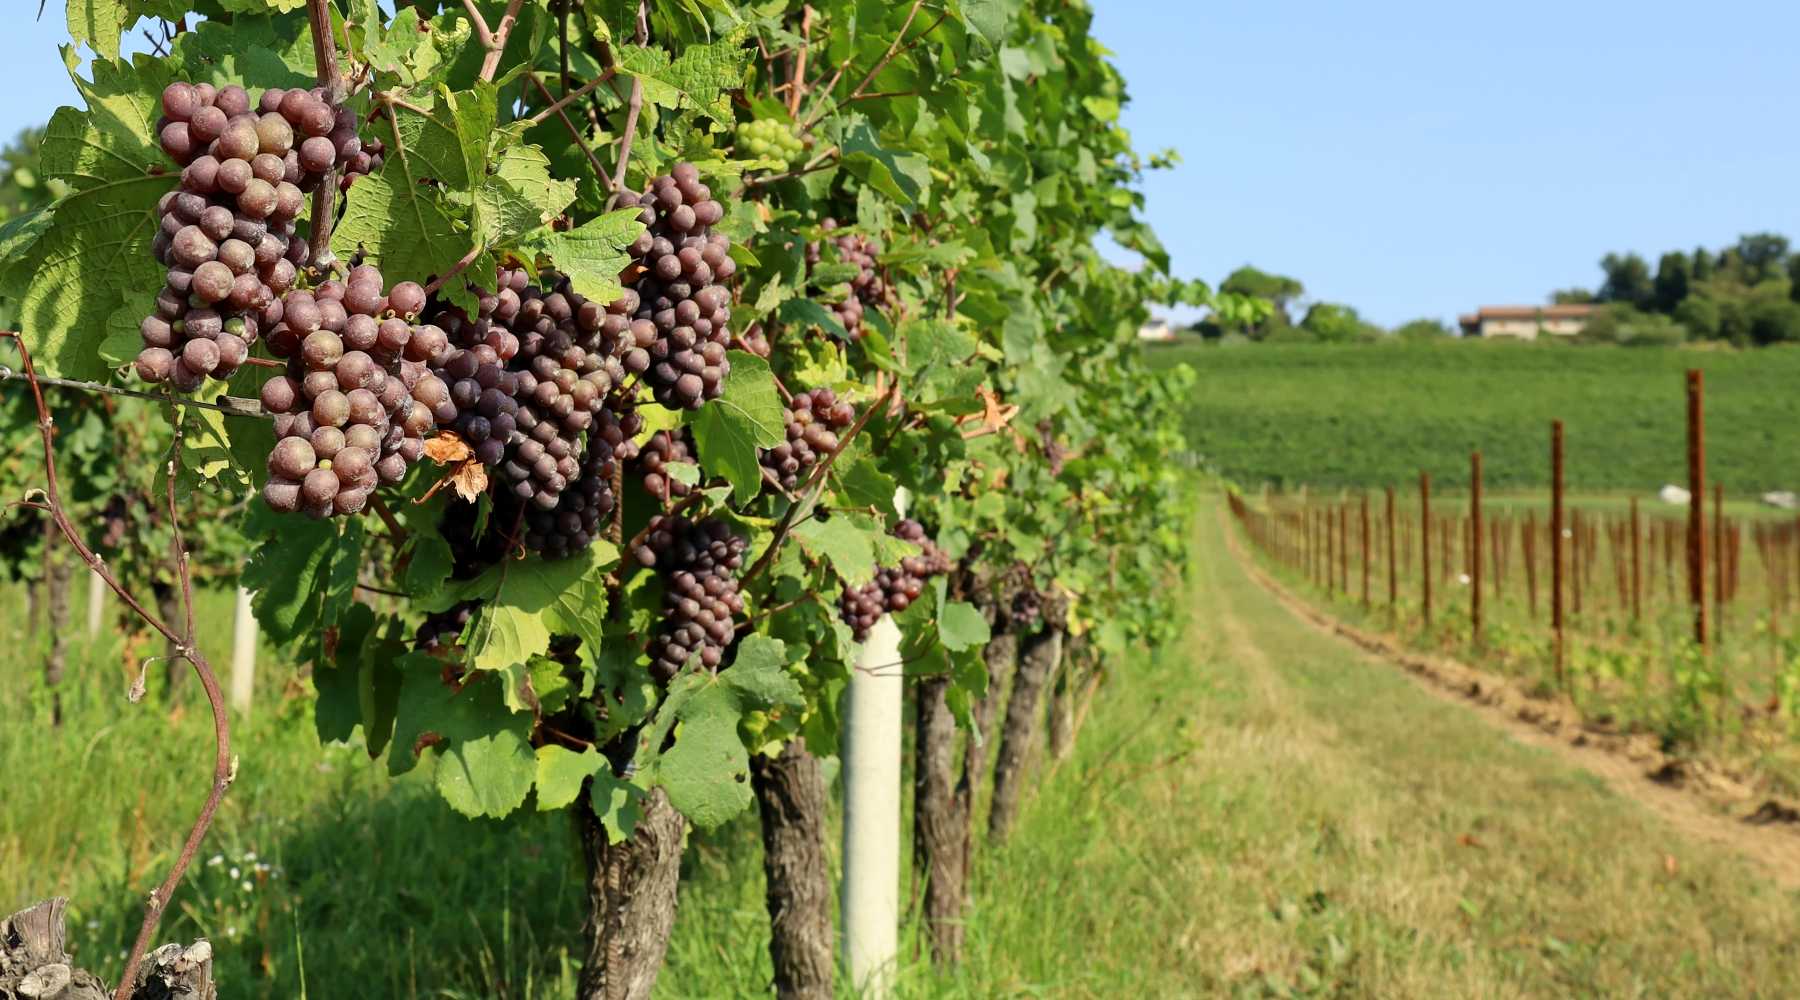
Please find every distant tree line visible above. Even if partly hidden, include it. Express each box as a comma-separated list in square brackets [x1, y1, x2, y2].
[1554, 232, 1800, 347]
[1191, 232, 1800, 348]
[1189, 266, 1455, 344]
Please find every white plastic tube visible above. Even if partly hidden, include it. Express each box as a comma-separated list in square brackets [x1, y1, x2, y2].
[86, 568, 105, 639]
[840, 609, 902, 996]
[230, 586, 257, 717]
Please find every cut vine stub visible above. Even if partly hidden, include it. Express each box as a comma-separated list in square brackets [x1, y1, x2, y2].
[0, 898, 216, 999]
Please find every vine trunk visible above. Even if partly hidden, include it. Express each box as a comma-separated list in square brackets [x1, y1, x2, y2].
[576, 785, 685, 1000]
[749, 738, 834, 999]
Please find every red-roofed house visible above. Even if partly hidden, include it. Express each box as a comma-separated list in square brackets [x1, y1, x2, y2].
[1457, 304, 1598, 340]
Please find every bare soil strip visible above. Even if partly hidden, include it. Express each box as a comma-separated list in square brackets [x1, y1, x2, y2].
[1220, 509, 1800, 890]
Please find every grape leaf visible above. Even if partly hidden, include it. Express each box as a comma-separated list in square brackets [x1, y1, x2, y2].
[938, 599, 990, 652]
[616, 31, 750, 123]
[332, 171, 487, 311]
[589, 769, 648, 843]
[953, 0, 1019, 47]
[167, 11, 317, 88]
[430, 542, 619, 674]
[535, 745, 606, 811]
[839, 119, 929, 206]
[475, 144, 578, 246]
[635, 635, 802, 829]
[792, 513, 880, 587]
[383, 83, 496, 191]
[686, 351, 786, 503]
[66, 0, 129, 61]
[837, 457, 898, 519]
[778, 298, 850, 341]
[524, 208, 643, 305]
[244, 517, 365, 649]
[387, 667, 536, 818]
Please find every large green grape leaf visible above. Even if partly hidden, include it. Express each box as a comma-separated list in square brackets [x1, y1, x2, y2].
[388, 666, 536, 818]
[839, 119, 930, 206]
[243, 516, 365, 651]
[792, 513, 881, 587]
[332, 172, 487, 310]
[382, 84, 496, 190]
[524, 208, 643, 304]
[475, 144, 578, 247]
[616, 31, 750, 123]
[686, 351, 786, 503]
[167, 11, 317, 88]
[429, 542, 619, 675]
[951, 0, 1019, 47]
[0, 209, 55, 300]
[634, 635, 802, 830]
[18, 174, 172, 380]
[67, 0, 130, 61]
[534, 745, 606, 811]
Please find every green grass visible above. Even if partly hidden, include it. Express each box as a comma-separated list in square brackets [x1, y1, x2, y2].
[8, 509, 1800, 996]
[1147, 340, 1800, 492]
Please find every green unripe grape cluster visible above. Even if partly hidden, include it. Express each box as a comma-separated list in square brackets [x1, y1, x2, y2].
[736, 118, 804, 164]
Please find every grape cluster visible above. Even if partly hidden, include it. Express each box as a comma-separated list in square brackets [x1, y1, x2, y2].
[1006, 563, 1043, 629]
[513, 430, 618, 559]
[615, 164, 736, 410]
[258, 266, 450, 518]
[806, 219, 887, 339]
[760, 388, 855, 491]
[736, 118, 804, 164]
[837, 519, 953, 640]
[635, 516, 748, 682]
[138, 81, 365, 391]
[426, 266, 636, 517]
[620, 428, 695, 505]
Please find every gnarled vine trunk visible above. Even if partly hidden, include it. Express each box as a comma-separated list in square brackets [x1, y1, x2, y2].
[959, 628, 1018, 835]
[987, 625, 1063, 844]
[1, 898, 215, 999]
[576, 786, 685, 1000]
[913, 676, 966, 964]
[1047, 633, 1087, 762]
[750, 738, 834, 1000]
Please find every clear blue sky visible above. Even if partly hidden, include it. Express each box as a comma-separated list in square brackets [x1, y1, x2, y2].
[9, 4, 1800, 328]
[1087, 0, 1800, 327]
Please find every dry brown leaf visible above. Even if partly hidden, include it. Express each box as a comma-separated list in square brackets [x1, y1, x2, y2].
[423, 431, 473, 464]
[1457, 833, 1484, 849]
[1663, 854, 1679, 876]
[450, 460, 489, 502]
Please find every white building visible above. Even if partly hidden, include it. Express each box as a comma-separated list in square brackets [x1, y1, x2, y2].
[1136, 319, 1177, 342]
[1457, 304, 1597, 340]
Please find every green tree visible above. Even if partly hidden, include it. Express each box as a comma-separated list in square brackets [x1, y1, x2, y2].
[1652, 252, 1691, 314]
[1220, 266, 1304, 334]
[1692, 247, 1715, 281]
[1748, 299, 1800, 345]
[1735, 233, 1790, 283]
[1787, 255, 1800, 304]
[1299, 302, 1380, 343]
[1598, 253, 1653, 307]
[1392, 318, 1454, 340]
[1674, 296, 1722, 340]
[1551, 288, 1596, 304]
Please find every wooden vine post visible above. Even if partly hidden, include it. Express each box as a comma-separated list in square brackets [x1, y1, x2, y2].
[1470, 451, 1483, 646]
[1551, 420, 1566, 687]
[1630, 496, 1641, 624]
[1420, 472, 1432, 627]
[1687, 370, 1709, 654]
[1360, 492, 1370, 610]
[1385, 486, 1397, 622]
[1714, 481, 1725, 646]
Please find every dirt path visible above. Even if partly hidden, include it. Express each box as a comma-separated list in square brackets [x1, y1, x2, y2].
[1218, 505, 1800, 891]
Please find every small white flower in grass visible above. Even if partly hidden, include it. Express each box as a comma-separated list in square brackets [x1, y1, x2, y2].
[225, 926, 239, 939]
[1458, 573, 1471, 585]
[243, 851, 257, 862]
[207, 854, 224, 867]
[240, 881, 254, 893]
[229, 867, 241, 880]
[86, 919, 99, 931]
[253, 862, 271, 875]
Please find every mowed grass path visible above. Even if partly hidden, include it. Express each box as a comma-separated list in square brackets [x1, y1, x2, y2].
[954, 498, 1800, 997]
